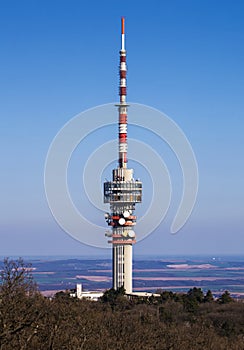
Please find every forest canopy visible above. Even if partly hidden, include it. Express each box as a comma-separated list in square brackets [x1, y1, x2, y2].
[0, 258, 243, 350]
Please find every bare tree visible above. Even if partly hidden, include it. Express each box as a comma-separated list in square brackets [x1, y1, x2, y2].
[0, 258, 42, 349]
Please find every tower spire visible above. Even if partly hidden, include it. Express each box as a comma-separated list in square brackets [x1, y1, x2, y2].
[121, 16, 125, 50]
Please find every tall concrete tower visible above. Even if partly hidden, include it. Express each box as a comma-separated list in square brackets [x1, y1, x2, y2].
[104, 17, 142, 294]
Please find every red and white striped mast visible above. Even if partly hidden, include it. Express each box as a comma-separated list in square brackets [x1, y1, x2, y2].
[118, 16, 128, 169]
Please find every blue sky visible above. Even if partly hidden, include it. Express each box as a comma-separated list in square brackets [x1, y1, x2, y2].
[1, 0, 243, 257]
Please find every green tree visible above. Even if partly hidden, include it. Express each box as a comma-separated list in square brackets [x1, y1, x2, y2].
[100, 286, 128, 310]
[204, 289, 214, 303]
[183, 288, 204, 313]
[217, 290, 233, 304]
[159, 290, 174, 302]
[187, 287, 204, 303]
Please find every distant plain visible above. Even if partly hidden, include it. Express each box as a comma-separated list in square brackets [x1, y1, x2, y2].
[1, 255, 243, 297]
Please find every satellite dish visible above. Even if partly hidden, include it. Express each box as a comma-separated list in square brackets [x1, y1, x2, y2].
[123, 210, 130, 218]
[105, 231, 112, 237]
[128, 230, 135, 238]
[118, 218, 126, 225]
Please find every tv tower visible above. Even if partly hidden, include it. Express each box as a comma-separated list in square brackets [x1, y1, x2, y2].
[104, 17, 142, 294]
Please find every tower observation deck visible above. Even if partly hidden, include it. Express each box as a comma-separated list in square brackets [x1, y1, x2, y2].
[103, 18, 142, 294]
